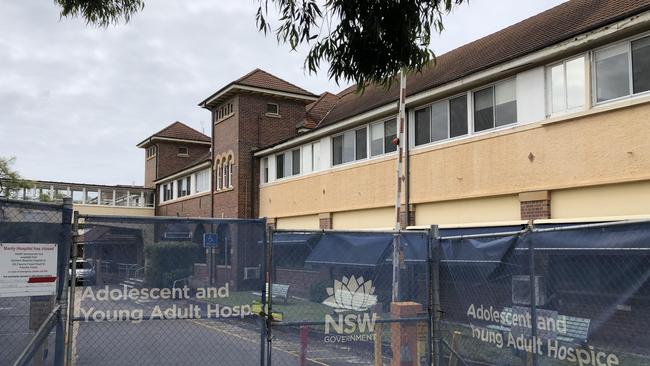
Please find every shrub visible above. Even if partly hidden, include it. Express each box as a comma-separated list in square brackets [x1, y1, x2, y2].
[145, 241, 203, 288]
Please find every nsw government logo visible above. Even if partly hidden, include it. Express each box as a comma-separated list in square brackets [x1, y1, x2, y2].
[322, 275, 378, 343]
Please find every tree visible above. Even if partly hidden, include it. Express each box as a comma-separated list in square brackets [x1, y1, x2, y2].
[54, 0, 144, 27]
[0, 157, 33, 198]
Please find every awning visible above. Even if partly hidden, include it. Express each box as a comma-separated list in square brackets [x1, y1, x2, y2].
[305, 233, 393, 267]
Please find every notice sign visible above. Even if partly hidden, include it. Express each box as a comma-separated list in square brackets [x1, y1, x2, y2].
[0, 243, 58, 298]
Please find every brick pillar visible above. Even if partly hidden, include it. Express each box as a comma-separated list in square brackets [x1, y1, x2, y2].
[519, 191, 551, 220]
[318, 212, 332, 230]
[391, 301, 422, 366]
[399, 204, 416, 228]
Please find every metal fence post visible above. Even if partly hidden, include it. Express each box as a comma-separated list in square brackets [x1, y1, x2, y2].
[55, 198, 72, 366]
[65, 211, 79, 366]
[527, 220, 538, 366]
[430, 225, 441, 366]
[265, 226, 274, 366]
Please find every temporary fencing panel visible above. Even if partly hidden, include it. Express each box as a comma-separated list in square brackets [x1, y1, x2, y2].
[69, 215, 266, 366]
[0, 198, 72, 366]
[267, 230, 433, 366]
[437, 221, 650, 366]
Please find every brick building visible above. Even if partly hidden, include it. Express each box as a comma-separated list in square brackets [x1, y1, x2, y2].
[140, 1, 650, 231]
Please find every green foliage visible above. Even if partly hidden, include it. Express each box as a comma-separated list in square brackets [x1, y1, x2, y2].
[308, 279, 330, 303]
[0, 157, 33, 198]
[54, 0, 145, 27]
[144, 241, 203, 288]
[256, 0, 466, 89]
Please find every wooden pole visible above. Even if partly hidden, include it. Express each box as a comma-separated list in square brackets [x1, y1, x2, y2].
[448, 331, 461, 366]
[392, 70, 407, 302]
[374, 321, 383, 366]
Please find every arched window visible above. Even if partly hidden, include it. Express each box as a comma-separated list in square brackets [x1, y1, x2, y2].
[216, 160, 222, 190]
[228, 157, 234, 188]
[222, 158, 227, 189]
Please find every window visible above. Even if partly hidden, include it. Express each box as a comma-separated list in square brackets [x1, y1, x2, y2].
[369, 119, 397, 156]
[216, 102, 234, 121]
[594, 36, 650, 103]
[291, 149, 300, 175]
[146, 145, 157, 158]
[222, 159, 228, 188]
[195, 169, 210, 193]
[178, 147, 189, 156]
[216, 162, 222, 190]
[276, 153, 285, 179]
[262, 157, 269, 183]
[414, 95, 470, 147]
[333, 126, 367, 165]
[473, 79, 517, 132]
[266, 103, 279, 115]
[177, 176, 190, 198]
[162, 184, 173, 201]
[276, 150, 300, 179]
[301, 142, 320, 174]
[228, 158, 233, 188]
[547, 56, 586, 115]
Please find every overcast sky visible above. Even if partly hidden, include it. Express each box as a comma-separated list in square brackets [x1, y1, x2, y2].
[0, 0, 565, 186]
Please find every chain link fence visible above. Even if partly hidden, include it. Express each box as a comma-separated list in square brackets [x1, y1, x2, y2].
[266, 229, 433, 366]
[69, 215, 266, 366]
[436, 221, 650, 366]
[0, 198, 71, 366]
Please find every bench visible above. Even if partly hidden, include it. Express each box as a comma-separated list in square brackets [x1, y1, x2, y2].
[322, 289, 378, 311]
[252, 283, 291, 304]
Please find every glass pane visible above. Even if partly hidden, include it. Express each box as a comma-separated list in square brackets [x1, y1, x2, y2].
[495, 79, 517, 126]
[312, 143, 320, 171]
[332, 135, 343, 165]
[474, 87, 494, 131]
[276, 154, 285, 178]
[566, 57, 586, 110]
[263, 158, 269, 183]
[550, 64, 566, 113]
[100, 190, 113, 205]
[302, 145, 312, 173]
[632, 36, 650, 94]
[342, 130, 355, 163]
[431, 101, 448, 142]
[370, 123, 384, 156]
[115, 190, 128, 206]
[284, 151, 293, 177]
[72, 190, 84, 204]
[595, 43, 630, 102]
[355, 128, 367, 160]
[384, 119, 397, 153]
[414, 107, 431, 146]
[292, 149, 300, 175]
[449, 95, 468, 138]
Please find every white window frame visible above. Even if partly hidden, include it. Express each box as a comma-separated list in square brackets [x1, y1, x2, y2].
[266, 103, 280, 116]
[331, 125, 369, 167]
[471, 78, 517, 134]
[545, 54, 587, 117]
[409, 91, 471, 149]
[591, 32, 650, 106]
[216, 102, 234, 122]
[178, 146, 189, 156]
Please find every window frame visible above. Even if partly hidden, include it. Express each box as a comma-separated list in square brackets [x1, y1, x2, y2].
[178, 146, 189, 156]
[331, 125, 369, 167]
[410, 91, 470, 149]
[471, 78, 517, 134]
[545, 54, 587, 117]
[591, 32, 650, 106]
[368, 117, 400, 158]
[266, 103, 280, 116]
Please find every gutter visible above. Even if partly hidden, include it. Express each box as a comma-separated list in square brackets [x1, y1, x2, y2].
[253, 10, 650, 157]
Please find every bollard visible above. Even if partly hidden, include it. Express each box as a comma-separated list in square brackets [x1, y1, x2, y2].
[299, 325, 309, 366]
[374, 321, 383, 366]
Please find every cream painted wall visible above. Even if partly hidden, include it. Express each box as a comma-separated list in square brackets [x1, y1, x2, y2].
[276, 214, 320, 230]
[551, 181, 650, 219]
[260, 103, 650, 223]
[415, 195, 520, 226]
[332, 206, 395, 229]
[74, 204, 155, 217]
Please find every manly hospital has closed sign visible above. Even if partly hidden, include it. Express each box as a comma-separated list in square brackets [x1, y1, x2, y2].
[0, 243, 58, 298]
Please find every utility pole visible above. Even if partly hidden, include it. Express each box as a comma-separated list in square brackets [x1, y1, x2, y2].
[392, 70, 407, 303]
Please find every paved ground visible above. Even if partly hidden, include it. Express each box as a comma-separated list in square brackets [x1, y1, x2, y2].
[71, 285, 381, 366]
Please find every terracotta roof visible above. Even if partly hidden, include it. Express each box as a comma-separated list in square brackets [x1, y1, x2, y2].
[298, 92, 341, 129]
[138, 121, 210, 147]
[236, 68, 316, 96]
[317, 0, 650, 128]
[199, 69, 318, 107]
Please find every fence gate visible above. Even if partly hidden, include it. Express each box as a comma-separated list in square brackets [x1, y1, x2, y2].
[68, 215, 266, 366]
[264, 229, 434, 366]
[0, 198, 72, 366]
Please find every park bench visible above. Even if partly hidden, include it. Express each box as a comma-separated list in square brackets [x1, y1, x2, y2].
[252, 283, 291, 304]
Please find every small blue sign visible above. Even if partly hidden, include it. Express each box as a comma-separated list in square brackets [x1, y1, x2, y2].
[203, 233, 219, 248]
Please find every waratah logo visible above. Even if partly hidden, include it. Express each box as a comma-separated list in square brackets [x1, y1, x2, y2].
[323, 275, 377, 312]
